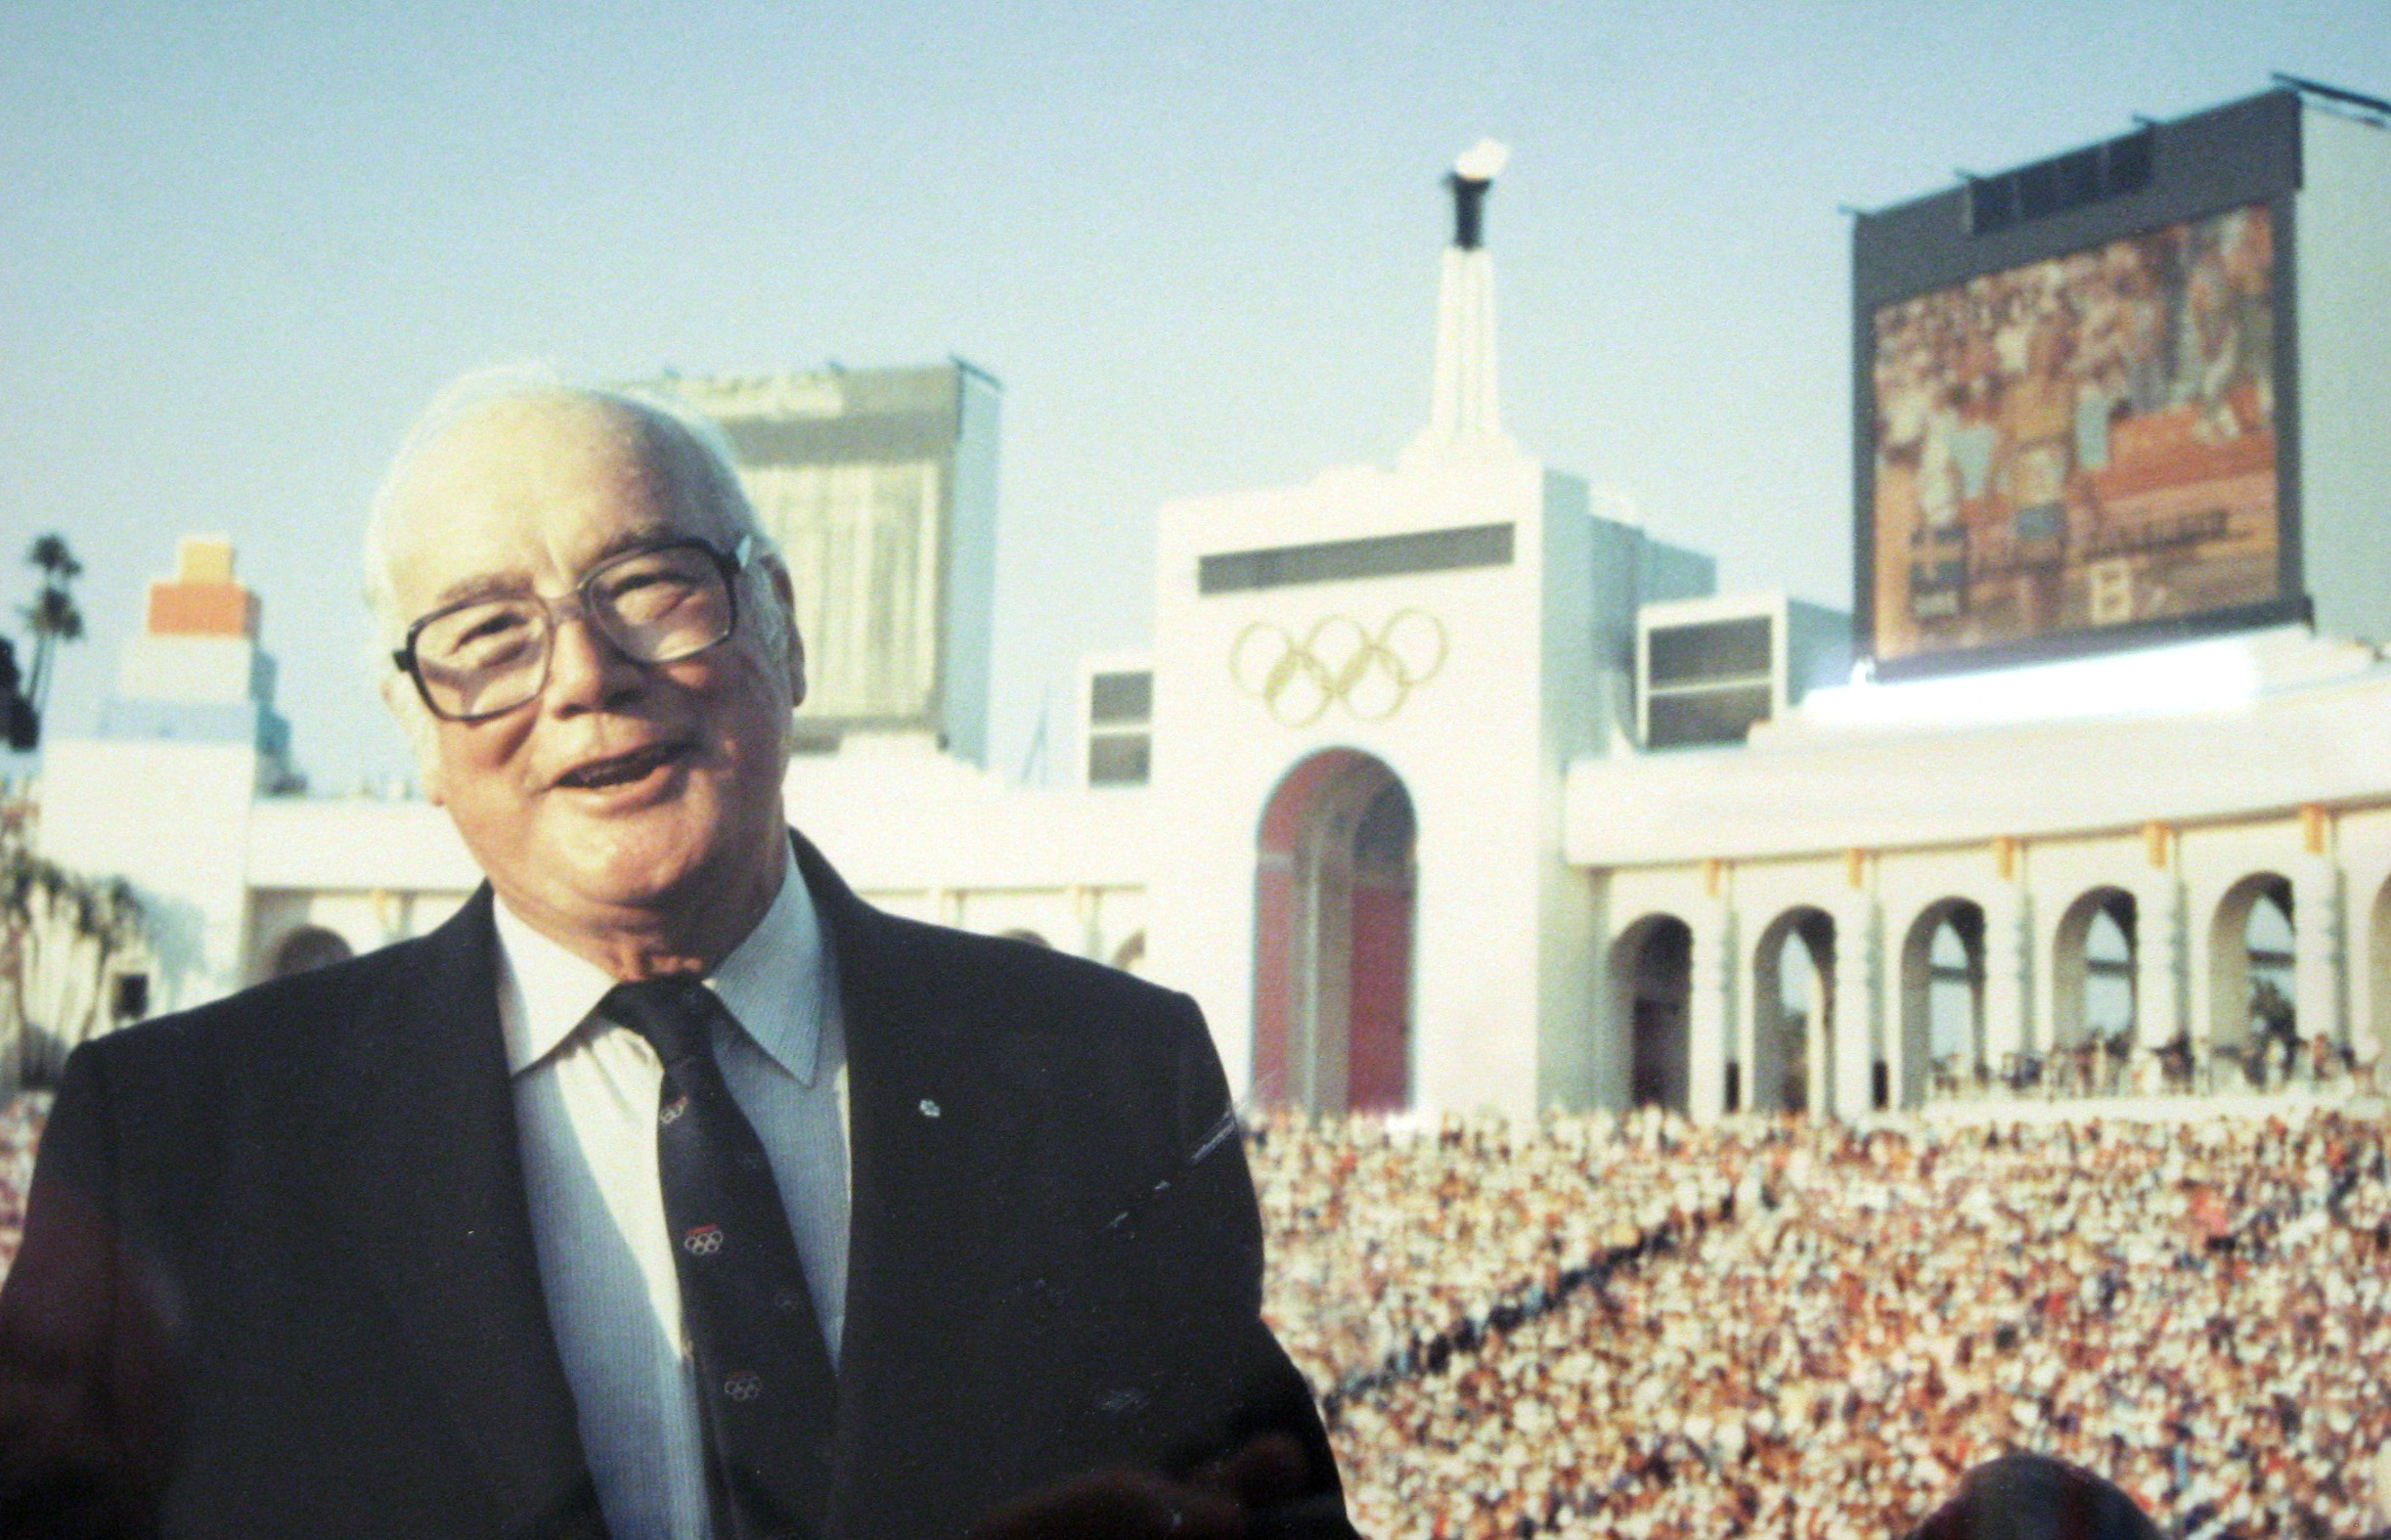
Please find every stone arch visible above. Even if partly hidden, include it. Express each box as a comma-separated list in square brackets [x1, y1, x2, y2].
[1609, 914, 1692, 1115]
[268, 925, 353, 979]
[2052, 887, 2137, 1094]
[1899, 898, 1984, 1106]
[1252, 749, 1416, 1114]
[2208, 872, 2294, 1078]
[1750, 907, 1835, 1115]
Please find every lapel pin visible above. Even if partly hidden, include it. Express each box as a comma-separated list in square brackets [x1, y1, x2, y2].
[918, 1098, 942, 1119]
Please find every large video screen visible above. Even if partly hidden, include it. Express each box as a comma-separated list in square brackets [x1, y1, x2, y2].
[1868, 202, 2280, 667]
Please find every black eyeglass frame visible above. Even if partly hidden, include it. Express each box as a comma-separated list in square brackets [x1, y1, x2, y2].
[391, 533, 761, 723]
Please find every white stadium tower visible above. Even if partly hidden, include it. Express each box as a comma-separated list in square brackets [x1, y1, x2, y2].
[22, 85, 2391, 1123]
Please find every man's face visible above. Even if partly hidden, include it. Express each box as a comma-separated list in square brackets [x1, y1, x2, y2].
[381, 397, 802, 946]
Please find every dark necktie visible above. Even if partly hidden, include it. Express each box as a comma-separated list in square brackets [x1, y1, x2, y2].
[601, 978, 840, 1540]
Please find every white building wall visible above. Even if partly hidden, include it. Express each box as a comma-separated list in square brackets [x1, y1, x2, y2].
[1533, 473, 1622, 1112]
[40, 739, 262, 1012]
[245, 797, 478, 894]
[1581, 633, 2391, 1117]
[115, 635, 264, 705]
[1598, 797, 2391, 1121]
[2336, 804, 2391, 1063]
[1145, 451, 1557, 1117]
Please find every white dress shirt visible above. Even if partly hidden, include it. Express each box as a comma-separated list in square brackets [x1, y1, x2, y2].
[495, 846, 849, 1540]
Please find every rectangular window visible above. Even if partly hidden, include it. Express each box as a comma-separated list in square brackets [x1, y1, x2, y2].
[1089, 671, 1153, 726]
[1648, 618, 1772, 687]
[1197, 524, 1513, 594]
[1647, 684, 1774, 749]
[1088, 733, 1151, 786]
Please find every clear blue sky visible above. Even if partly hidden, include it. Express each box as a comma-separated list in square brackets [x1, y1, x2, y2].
[2, 0, 2382, 790]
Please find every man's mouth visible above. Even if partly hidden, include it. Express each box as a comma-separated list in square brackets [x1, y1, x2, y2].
[555, 742, 685, 790]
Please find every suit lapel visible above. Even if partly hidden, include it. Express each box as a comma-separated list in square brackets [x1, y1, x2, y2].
[332, 889, 604, 1538]
[797, 836, 1044, 1531]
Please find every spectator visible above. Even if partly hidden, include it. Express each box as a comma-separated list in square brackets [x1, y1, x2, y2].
[1905, 1452, 2161, 1540]
[1253, 1106, 2391, 1539]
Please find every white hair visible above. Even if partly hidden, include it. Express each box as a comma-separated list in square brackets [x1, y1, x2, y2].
[364, 364, 799, 737]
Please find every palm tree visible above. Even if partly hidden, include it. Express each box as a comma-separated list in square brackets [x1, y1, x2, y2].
[22, 534, 83, 723]
[0, 810, 146, 1092]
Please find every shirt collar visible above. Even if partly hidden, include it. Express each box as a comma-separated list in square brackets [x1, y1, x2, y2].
[494, 838, 833, 1085]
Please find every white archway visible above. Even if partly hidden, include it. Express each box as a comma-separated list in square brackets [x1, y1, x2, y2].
[2052, 887, 2137, 1093]
[1750, 908, 1835, 1115]
[1252, 749, 1417, 1114]
[1899, 899, 1984, 1106]
[2208, 873, 2294, 1085]
[1610, 914, 1693, 1115]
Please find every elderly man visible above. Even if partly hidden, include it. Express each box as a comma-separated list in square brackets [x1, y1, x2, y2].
[0, 381, 1350, 1540]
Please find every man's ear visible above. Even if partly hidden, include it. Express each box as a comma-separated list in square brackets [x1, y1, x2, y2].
[768, 557, 805, 710]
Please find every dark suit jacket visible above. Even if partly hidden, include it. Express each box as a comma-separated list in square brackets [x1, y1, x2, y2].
[0, 835, 1350, 1540]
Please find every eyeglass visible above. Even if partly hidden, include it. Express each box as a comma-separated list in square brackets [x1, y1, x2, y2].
[393, 535, 759, 722]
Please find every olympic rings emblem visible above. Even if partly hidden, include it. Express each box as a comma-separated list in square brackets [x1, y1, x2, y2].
[1229, 609, 1448, 726]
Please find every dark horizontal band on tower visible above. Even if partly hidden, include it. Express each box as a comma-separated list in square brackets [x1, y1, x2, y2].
[1199, 523, 1514, 594]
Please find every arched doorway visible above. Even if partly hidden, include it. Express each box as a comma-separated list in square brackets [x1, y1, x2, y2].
[2209, 873, 2294, 1084]
[269, 925, 352, 979]
[1750, 908, 1835, 1115]
[1900, 900, 1984, 1105]
[1611, 915, 1692, 1115]
[2052, 888, 2136, 1091]
[1253, 750, 1416, 1114]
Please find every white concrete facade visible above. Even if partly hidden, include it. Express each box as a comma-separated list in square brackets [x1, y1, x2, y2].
[34, 733, 1153, 1026]
[1142, 448, 1702, 1119]
[59, 589, 2389, 1124]
[1576, 633, 2391, 1121]
[22, 108, 2388, 1124]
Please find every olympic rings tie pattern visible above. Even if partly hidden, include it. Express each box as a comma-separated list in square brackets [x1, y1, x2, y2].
[600, 979, 837, 1540]
[1229, 609, 1449, 726]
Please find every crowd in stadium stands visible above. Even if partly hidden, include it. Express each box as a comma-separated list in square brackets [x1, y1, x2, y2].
[1248, 1110, 1731, 1402]
[2, 1090, 2386, 1538]
[1253, 1106, 2391, 1540]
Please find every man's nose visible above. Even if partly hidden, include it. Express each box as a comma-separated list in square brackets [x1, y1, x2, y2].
[542, 607, 645, 713]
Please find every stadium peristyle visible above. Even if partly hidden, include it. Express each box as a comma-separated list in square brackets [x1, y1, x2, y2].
[28, 87, 2391, 1128]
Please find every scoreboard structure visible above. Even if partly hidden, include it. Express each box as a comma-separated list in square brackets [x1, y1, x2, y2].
[1853, 85, 2391, 679]
[646, 363, 1002, 762]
